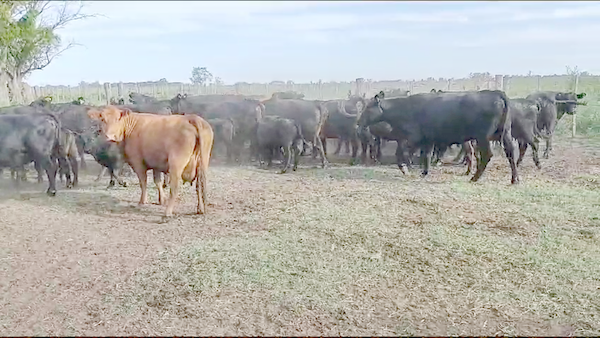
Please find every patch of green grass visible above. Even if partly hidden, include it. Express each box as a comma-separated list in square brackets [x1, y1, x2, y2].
[103, 149, 600, 335]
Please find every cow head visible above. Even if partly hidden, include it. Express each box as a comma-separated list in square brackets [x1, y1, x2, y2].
[356, 92, 385, 138]
[87, 105, 132, 142]
[169, 93, 188, 114]
[555, 92, 585, 116]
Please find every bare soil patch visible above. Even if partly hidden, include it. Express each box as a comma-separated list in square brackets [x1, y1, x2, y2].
[0, 136, 599, 336]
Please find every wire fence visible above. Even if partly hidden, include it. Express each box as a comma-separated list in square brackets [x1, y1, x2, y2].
[1, 73, 599, 135]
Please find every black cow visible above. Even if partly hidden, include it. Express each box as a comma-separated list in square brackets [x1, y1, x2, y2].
[169, 93, 252, 115]
[56, 127, 80, 188]
[259, 98, 329, 168]
[271, 91, 305, 100]
[358, 90, 519, 184]
[129, 92, 157, 104]
[207, 118, 235, 161]
[508, 98, 542, 168]
[116, 103, 172, 115]
[0, 112, 60, 195]
[256, 116, 304, 174]
[35, 103, 98, 170]
[176, 99, 263, 162]
[319, 99, 365, 164]
[80, 131, 128, 188]
[525, 91, 586, 158]
[381, 89, 410, 98]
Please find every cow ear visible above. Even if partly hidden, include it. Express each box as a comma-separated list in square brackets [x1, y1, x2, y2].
[120, 108, 132, 117]
[183, 93, 188, 99]
[577, 93, 586, 99]
[176, 93, 182, 99]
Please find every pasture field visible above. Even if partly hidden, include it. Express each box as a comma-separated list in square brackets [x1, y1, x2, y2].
[1, 136, 599, 336]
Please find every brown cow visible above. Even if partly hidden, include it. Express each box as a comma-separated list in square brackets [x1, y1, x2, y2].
[87, 106, 214, 217]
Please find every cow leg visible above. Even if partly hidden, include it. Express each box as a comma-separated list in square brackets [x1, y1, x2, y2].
[517, 140, 527, 167]
[531, 137, 542, 169]
[95, 167, 107, 181]
[320, 137, 328, 158]
[464, 141, 475, 176]
[544, 134, 553, 159]
[130, 164, 149, 205]
[333, 138, 342, 155]
[342, 138, 351, 155]
[395, 143, 408, 174]
[107, 166, 117, 188]
[360, 140, 369, 165]
[58, 157, 73, 188]
[34, 161, 44, 183]
[78, 146, 87, 171]
[349, 138, 359, 166]
[470, 140, 493, 183]
[39, 156, 57, 196]
[165, 166, 186, 217]
[280, 145, 292, 174]
[69, 155, 79, 187]
[420, 144, 435, 177]
[153, 170, 166, 205]
[314, 136, 328, 168]
[292, 140, 302, 171]
[502, 134, 519, 184]
[375, 138, 383, 164]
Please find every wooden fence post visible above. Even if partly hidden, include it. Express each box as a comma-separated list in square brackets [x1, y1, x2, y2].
[103, 82, 111, 105]
[355, 78, 364, 96]
[117, 82, 124, 100]
[572, 73, 579, 138]
[536, 75, 541, 92]
[494, 75, 504, 91]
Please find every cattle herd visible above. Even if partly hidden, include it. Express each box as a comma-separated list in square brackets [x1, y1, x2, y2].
[0, 87, 586, 218]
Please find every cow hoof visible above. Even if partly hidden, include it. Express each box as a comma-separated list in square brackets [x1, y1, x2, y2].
[158, 216, 172, 224]
[278, 170, 287, 174]
[46, 190, 56, 197]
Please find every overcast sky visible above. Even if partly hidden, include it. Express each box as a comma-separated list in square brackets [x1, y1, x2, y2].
[26, 1, 600, 86]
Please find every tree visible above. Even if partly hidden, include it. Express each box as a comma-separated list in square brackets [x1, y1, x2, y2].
[213, 76, 224, 86]
[0, 1, 92, 104]
[190, 66, 213, 86]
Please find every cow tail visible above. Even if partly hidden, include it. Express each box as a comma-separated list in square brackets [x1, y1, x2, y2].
[188, 117, 209, 214]
[295, 122, 305, 142]
[45, 113, 62, 156]
[316, 103, 329, 142]
[497, 91, 511, 144]
[337, 100, 358, 118]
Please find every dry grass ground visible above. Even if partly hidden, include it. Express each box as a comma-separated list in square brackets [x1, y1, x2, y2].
[1, 136, 599, 336]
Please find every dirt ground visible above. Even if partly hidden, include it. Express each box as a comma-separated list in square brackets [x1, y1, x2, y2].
[1, 136, 599, 336]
